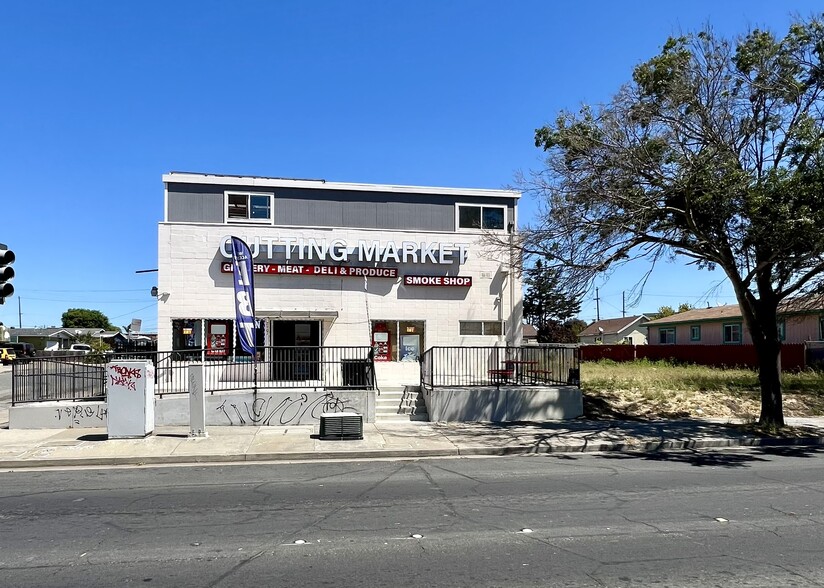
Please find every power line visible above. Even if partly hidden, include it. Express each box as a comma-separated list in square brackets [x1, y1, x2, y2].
[25, 288, 147, 293]
[22, 297, 149, 303]
[109, 303, 158, 320]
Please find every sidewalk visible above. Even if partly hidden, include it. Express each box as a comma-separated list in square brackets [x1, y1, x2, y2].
[2, 417, 824, 469]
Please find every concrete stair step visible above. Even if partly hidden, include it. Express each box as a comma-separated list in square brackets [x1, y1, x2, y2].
[375, 412, 430, 422]
[375, 385, 428, 420]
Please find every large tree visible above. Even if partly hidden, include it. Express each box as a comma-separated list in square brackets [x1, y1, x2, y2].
[523, 261, 581, 324]
[517, 17, 824, 427]
[61, 308, 116, 331]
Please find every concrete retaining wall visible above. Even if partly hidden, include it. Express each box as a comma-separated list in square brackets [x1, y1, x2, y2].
[10, 389, 374, 429]
[423, 386, 582, 422]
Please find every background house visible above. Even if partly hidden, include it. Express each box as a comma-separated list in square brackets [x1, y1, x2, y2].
[522, 324, 539, 345]
[8, 327, 107, 350]
[645, 303, 824, 345]
[578, 316, 649, 345]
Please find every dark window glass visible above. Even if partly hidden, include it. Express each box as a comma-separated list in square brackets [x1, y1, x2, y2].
[483, 321, 502, 335]
[482, 207, 505, 230]
[459, 207, 481, 229]
[659, 328, 675, 344]
[228, 194, 248, 218]
[723, 323, 742, 343]
[250, 195, 270, 219]
[459, 321, 483, 335]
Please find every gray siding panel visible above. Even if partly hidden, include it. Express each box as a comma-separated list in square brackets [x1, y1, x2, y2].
[342, 201, 378, 228]
[166, 182, 517, 232]
[376, 202, 453, 231]
[167, 188, 224, 223]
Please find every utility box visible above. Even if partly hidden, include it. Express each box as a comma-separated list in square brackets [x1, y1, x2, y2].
[106, 360, 155, 439]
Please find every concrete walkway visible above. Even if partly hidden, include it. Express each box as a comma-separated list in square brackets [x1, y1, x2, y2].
[2, 417, 824, 469]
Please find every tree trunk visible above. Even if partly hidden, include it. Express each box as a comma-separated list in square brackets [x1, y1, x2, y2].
[755, 339, 784, 427]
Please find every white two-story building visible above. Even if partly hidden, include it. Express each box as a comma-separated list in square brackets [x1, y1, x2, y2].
[157, 172, 523, 387]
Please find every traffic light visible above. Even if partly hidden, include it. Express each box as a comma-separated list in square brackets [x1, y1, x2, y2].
[0, 245, 14, 305]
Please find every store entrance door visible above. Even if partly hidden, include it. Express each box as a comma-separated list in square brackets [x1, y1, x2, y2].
[269, 321, 320, 381]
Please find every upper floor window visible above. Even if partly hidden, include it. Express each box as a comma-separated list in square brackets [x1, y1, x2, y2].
[659, 327, 675, 344]
[226, 192, 272, 223]
[723, 323, 742, 344]
[457, 205, 506, 231]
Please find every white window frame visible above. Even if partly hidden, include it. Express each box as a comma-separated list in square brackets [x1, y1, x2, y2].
[723, 323, 742, 344]
[225, 191, 273, 224]
[455, 204, 507, 232]
[690, 325, 701, 341]
[659, 327, 675, 344]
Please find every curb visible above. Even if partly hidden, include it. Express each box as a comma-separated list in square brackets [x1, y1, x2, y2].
[2, 435, 824, 469]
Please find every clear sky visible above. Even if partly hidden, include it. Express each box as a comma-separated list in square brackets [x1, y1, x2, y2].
[1, 1, 820, 331]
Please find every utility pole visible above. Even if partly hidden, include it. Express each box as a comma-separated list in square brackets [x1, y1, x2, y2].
[622, 291, 626, 318]
[595, 288, 600, 321]
[18, 297, 22, 328]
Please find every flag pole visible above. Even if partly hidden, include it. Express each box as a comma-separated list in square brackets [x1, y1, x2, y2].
[230, 236, 259, 399]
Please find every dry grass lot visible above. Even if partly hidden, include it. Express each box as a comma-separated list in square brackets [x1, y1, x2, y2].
[581, 360, 824, 421]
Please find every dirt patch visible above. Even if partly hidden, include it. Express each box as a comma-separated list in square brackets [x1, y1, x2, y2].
[583, 387, 824, 421]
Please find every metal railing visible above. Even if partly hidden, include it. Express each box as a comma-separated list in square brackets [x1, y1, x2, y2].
[420, 345, 580, 389]
[12, 346, 377, 405]
[11, 356, 107, 405]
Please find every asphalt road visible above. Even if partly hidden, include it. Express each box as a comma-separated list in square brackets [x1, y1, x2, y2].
[2, 450, 824, 587]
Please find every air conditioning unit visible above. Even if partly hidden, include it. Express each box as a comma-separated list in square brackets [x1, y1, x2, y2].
[319, 412, 363, 441]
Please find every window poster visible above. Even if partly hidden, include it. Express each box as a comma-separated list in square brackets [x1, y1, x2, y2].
[400, 335, 420, 362]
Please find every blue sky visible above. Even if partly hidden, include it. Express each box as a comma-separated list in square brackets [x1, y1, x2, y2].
[1, 1, 820, 330]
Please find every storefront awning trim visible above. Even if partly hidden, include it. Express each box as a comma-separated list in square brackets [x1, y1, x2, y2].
[258, 310, 339, 320]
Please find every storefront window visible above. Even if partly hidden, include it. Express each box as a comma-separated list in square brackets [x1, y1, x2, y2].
[399, 321, 424, 362]
[172, 319, 204, 359]
[205, 319, 233, 357]
[371, 320, 425, 362]
[172, 319, 200, 349]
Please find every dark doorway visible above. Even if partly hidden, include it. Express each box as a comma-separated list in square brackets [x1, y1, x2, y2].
[269, 321, 320, 381]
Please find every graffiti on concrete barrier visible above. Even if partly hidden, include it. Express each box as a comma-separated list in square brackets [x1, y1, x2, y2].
[54, 405, 108, 425]
[216, 392, 356, 426]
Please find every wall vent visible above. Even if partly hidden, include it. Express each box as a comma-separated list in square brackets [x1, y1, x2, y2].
[319, 412, 363, 440]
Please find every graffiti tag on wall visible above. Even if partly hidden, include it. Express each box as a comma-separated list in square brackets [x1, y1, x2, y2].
[216, 392, 357, 426]
[54, 405, 108, 426]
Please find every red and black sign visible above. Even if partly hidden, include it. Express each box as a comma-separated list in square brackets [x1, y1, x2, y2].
[403, 275, 472, 287]
[220, 262, 398, 278]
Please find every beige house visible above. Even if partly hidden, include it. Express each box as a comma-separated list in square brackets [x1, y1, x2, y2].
[578, 315, 649, 345]
[645, 303, 824, 345]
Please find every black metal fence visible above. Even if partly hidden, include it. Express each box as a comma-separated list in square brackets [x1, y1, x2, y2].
[12, 346, 377, 405]
[420, 345, 580, 389]
[11, 356, 106, 405]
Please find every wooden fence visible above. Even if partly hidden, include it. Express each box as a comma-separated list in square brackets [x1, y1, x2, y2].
[580, 343, 808, 371]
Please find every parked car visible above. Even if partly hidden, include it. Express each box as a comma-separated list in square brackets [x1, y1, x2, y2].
[69, 343, 93, 354]
[0, 346, 16, 365]
[8, 342, 36, 358]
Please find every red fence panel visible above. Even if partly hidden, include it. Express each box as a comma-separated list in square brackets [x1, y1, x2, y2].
[579, 345, 636, 363]
[580, 344, 807, 371]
